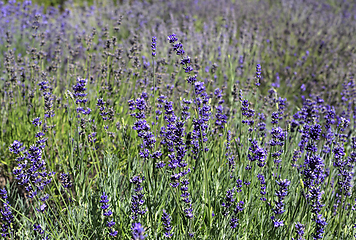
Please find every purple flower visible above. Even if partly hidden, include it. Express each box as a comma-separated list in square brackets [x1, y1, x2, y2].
[215, 105, 227, 129]
[33, 224, 44, 235]
[221, 188, 235, 216]
[100, 192, 110, 212]
[11, 139, 55, 200]
[272, 218, 284, 228]
[151, 36, 156, 57]
[161, 209, 173, 238]
[257, 174, 267, 201]
[271, 179, 290, 227]
[294, 222, 305, 239]
[309, 124, 322, 141]
[0, 189, 14, 237]
[183, 65, 193, 73]
[248, 139, 267, 168]
[9, 140, 25, 154]
[130, 176, 147, 220]
[60, 173, 72, 188]
[186, 75, 197, 84]
[180, 56, 190, 65]
[271, 112, 279, 125]
[132, 222, 146, 240]
[167, 34, 178, 43]
[313, 214, 327, 239]
[100, 193, 117, 236]
[109, 228, 118, 237]
[32, 117, 42, 127]
[255, 64, 261, 86]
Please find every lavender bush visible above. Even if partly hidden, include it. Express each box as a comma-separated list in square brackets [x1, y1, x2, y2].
[0, 0, 356, 239]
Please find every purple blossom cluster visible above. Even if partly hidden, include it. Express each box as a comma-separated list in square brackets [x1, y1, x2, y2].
[0, 189, 14, 238]
[161, 209, 173, 238]
[271, 179, 290, 228]
[10, 138, 55, 201]
[130, 175, 147, 221]
[73, 78, 90, 116]
[130, 94, 158, 161]
[191, 82, 212, 157]
[221, 179, 244, 229]
[100, 192, 118, 237]
[159, 99, 193, 219]
[225, 130, 235, 177]
[151, 36, 156, 57]
[131, 222, 146, 240]
[240, 97, 255, 128]
[38, 77, 55, 119]
[247, 139, 267, 169]
[257, 174, 267, 201]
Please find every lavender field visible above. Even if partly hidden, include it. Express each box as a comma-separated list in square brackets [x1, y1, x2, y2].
[0, 0, 356, 239]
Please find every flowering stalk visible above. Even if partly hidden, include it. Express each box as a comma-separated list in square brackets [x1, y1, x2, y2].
[100, 192, 118, 237]
[271, 179, 290, 228]
[0, 188, 14, 238]
[255, 64, 261, 87]
[161, 209, 173, 238]
[10, 117, 56, 239]
[151, 36, 157, 102]
[130, 175, 147, 239]
[221, 180, 244, 230]
[132, 222, 146, 240]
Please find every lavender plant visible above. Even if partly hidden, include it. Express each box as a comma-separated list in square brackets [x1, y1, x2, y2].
[0, 0, 355, 239]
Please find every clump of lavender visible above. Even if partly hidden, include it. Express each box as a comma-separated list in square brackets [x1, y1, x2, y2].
[167, 33, 211, 159]
[9, 140, 25, 155]
[291, 149, 301, 168]
[159, 99, 193, 219]
[10, 136, 55, 201]
[9, 117, 56, 238]
[215, 105, 227, 131]
[0, 188, 14, 238]
[301, 154, 328, 238]
[256, 113, 267, 137]
[161, 209, 173, 238]
[100, 192, 118, 237]
[191, 82, 212, 156]
[270, 126, 286, 167]
[181, 99, 192, 121]
[97, 98, 109, 121]
[168, 33, 195, 85]
[231, 201, 244, 229]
